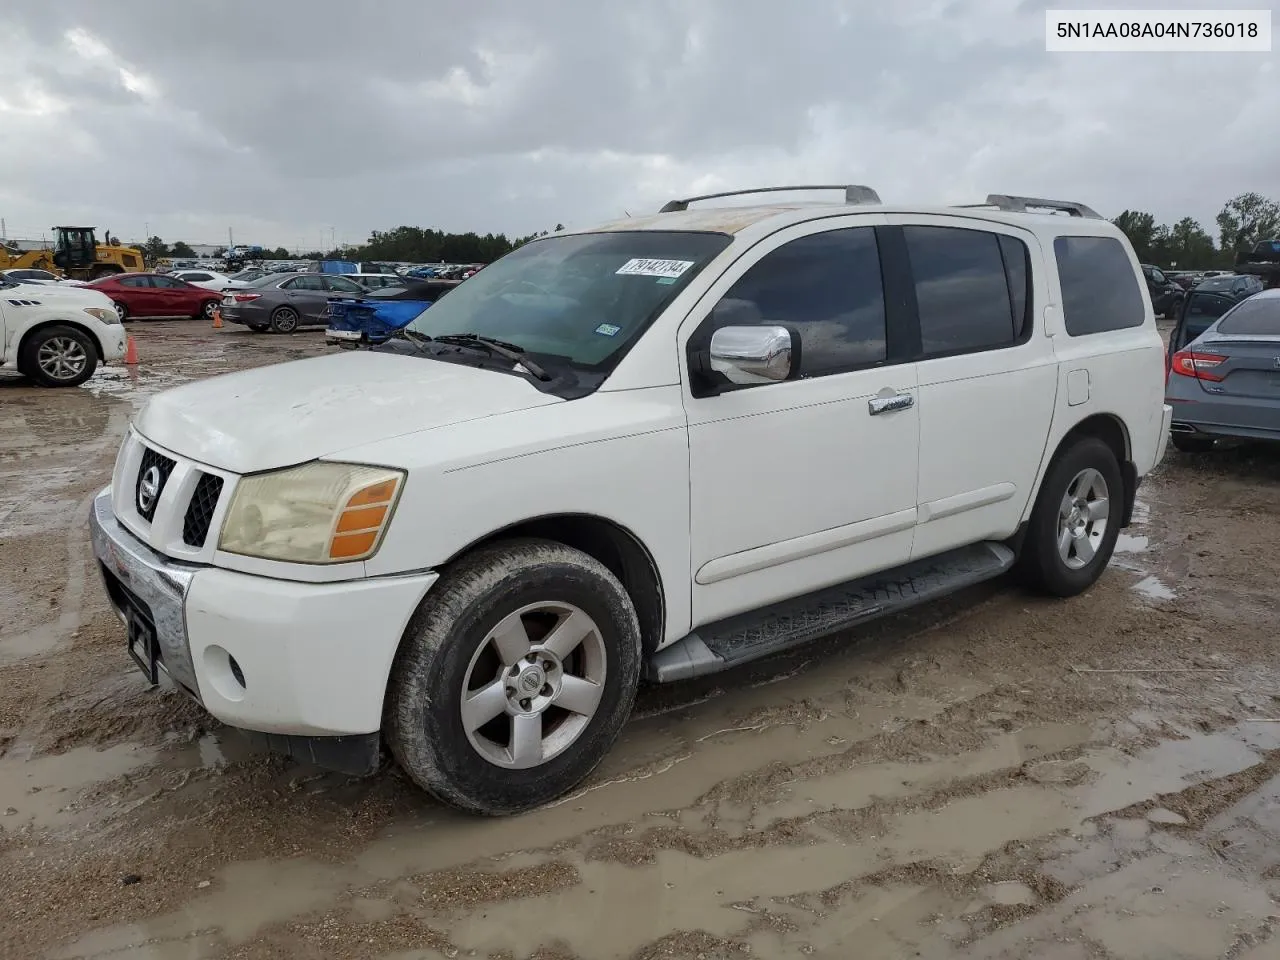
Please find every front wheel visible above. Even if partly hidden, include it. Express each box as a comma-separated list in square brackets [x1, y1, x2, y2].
[1017, 437, 1124, 597]
[385, 539, 642, 815]
[200, 300, 218, 320]
[19, 324, 99, 387]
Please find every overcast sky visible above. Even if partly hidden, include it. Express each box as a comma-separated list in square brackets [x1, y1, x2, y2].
[1, 0, 1276, 251]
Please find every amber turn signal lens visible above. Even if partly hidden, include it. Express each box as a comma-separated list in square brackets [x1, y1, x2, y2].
[335, 505, 387, 533]
[329, 531, 378, 559]
[347, 480, 398, 507]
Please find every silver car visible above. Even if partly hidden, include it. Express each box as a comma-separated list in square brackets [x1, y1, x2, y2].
[1165, 288, 1280, 452]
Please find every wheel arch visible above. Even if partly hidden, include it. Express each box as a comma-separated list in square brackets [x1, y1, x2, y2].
[17, 317, 106, 367]
[1030, 412, 1137, 529]
[441, 513, 666, 657]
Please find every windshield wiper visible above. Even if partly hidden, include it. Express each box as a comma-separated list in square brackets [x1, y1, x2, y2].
[431, 333, 552, 381]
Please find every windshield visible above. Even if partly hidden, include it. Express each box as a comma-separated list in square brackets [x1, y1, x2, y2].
[403, 231, 730, 369]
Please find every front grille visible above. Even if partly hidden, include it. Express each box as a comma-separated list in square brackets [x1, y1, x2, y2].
[135, 448, 176, 522]
[183, 473, 223, 547]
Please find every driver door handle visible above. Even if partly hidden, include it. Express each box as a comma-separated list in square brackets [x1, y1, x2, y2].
[868, 392, 914, 415]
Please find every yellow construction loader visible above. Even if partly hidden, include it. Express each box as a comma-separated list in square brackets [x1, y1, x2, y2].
[2, 227, 145, 280]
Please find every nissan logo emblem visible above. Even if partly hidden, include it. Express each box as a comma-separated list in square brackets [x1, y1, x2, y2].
[137, 465, 162, 513]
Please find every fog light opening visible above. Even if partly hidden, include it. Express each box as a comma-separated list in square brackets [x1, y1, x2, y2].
[229, 655, 246, 690]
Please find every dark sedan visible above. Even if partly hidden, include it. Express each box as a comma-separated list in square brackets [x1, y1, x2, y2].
[1165, 289, 1280, 452]
[1166, 274, 1266, 371]
[219, 272, 368, 333]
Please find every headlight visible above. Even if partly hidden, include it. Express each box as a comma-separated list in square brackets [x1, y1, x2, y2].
[218, 462, 405, 564]
[84, 306, 119, 325]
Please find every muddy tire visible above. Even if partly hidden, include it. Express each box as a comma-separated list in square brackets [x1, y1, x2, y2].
[18, 324, 99, 388]
[1017, 437, 1123, 598]
[1171, 434, 1216, 454]
[385, 538, 642, 816]
[269, 307, 299, 334]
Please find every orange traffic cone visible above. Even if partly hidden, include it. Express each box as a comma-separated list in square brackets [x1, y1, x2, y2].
[124, 335, 138, 366]
[212, 307, 223, 329]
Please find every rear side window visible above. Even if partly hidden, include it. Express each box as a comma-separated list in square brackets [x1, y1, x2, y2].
[1217, 298, 1280, 336]
[903, 226, 1027, 354]
[1054, 236, 1145, 336]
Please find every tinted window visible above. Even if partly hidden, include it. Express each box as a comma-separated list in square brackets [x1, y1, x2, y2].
[1149, 267, 1166, 285]
[1217, 298, 1280, 336]
[1054, 236, 1146, 336]
[1186, 293, 1232, 321]
[284, 276, 325, 291]
[707, 227, 886, 377]
[152, 276, 182, 288]
[326, 276, 364, 292]
[119, 276, 151, 288]
[185, 272, 212, 282]
[904, 226, 1018, 354]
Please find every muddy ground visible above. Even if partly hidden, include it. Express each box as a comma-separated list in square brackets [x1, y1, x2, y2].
[2, 320, 1279, 960]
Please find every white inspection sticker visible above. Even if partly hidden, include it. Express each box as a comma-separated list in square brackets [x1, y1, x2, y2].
[615, 258, 695, 279]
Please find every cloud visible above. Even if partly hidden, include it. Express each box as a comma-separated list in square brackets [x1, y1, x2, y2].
[0, 0, 1276, 251]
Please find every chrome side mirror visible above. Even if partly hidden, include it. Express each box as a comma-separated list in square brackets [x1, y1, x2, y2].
[709, 325, 796, 384]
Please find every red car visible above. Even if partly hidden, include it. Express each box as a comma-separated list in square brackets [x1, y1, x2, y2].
[86, 273, 222, 322]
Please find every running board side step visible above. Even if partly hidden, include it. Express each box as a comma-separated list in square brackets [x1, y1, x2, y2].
[645, 542, 1015, 683]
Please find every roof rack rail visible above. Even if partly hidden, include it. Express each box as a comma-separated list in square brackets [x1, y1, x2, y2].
[659, 184, 881, 214]
[965, 194, 1102, 219]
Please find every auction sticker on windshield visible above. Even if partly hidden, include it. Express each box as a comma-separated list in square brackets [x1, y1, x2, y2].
[615, 258, 695, 279]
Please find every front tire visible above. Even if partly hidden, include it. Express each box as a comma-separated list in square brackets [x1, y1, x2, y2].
[385, 538, 642, 815]
[200, 300, 218, 320]
[1017, 437, 1123, 597]
[113, 301, 129, 323]
[269, 307, 299, 333]
[19, 324, 99, 387]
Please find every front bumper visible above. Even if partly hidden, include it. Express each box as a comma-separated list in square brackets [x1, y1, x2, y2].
[88, 490, 438, 748]
[99, 325, 127, 362]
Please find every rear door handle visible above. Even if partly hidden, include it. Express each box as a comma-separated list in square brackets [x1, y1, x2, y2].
[869, 393, 914, 415]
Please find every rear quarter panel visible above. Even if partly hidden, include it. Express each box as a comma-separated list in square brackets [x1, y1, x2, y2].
[1023, 225, 1167, 523]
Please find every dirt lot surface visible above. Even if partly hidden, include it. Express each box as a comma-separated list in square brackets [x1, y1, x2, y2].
[2, 320, 1280, 960]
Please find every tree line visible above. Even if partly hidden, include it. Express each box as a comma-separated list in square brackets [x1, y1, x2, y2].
[140, 223, 567, 266]
[1112, 192, 1279, 269]
[139, 192, 1280, 271]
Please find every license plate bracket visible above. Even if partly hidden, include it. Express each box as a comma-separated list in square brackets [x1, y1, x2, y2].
[126, 605, 160, 686]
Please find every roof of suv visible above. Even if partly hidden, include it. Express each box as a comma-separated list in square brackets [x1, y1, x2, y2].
[584, 200, 1122, 239]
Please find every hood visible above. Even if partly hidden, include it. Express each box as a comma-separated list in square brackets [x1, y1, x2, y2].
[134, 351, 561, 473]
[5, 282, 111, 307]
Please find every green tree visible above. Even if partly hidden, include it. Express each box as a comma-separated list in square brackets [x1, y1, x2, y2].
[271, 246, 291, 259]
[1215, 192, 1280, 256]
[1165, 217, 1216, 268]
[169, 240, 195, 258]
[142, 235, 169, 262]
[1111, 210, 1163, 263]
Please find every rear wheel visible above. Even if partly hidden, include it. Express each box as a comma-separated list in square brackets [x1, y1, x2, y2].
[385, 538, 642, 815]
[1171, 434, 1216, 453]
[19, 325, 99, 388]
[1017, 437, 1124, 597]
[269, 306, 299, 334]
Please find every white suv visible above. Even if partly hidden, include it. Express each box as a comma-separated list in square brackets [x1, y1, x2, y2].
[89, 187, 1171, 814]
[1, 276, 126, 386]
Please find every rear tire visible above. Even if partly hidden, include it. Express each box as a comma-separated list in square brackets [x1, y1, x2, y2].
[1171, 434, 1216, 453]
[269, 306, 299, 334]
[19, 324, 99, 388]
[1017, 437, 1123, 598]
[385, 538, 642, 816]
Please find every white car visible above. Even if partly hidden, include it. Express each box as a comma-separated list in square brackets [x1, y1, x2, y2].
[1, 268, 88, 286]
[169, 269, 245, 291]
[0, 277, 126, 386]
[88, 187, 1170, 814]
